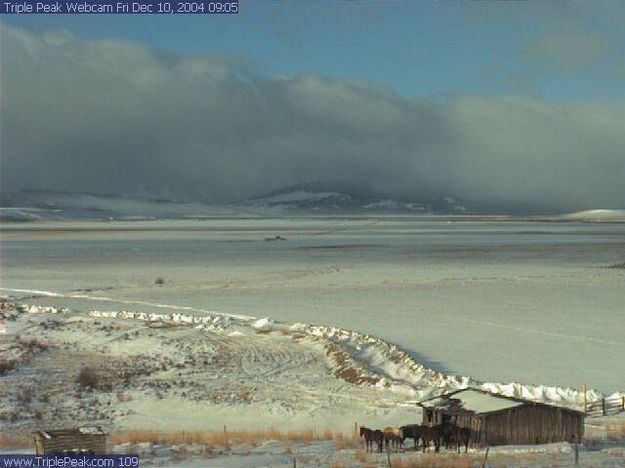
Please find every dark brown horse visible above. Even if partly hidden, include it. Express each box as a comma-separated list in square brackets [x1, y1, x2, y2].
[399, 424, 421, 449]
[415, 425, 442, 453]
[450, 426, 471, 453]
[360, 427, 385, 453]
[439, 423, 455, 450]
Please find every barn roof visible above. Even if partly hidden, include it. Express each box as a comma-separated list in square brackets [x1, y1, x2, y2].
[421, 388, 523, 414]
[34, 427, 107, 439]
[418, 388, 585, 416]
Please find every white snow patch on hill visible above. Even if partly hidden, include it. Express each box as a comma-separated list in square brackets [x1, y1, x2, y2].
[251, 191, 350, 205]
[562, 209, 625, 222]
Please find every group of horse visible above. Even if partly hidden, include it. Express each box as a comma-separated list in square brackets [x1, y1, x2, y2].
[359, 423, 470, 454]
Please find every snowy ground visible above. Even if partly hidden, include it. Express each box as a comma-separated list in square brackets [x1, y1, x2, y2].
[2, 217, 625, 465]
[2, 305, 625, 468]
[2, 218, 625, 393]
[0, 301, 425, 436]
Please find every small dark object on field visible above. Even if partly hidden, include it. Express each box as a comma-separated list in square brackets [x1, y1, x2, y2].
[155, 277, 165, 285]
[606, 262, 625, 269]
[76, 367, 98, 389]
[264, 235, 287, 241]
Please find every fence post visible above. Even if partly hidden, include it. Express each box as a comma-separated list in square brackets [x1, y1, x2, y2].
[583, 384, 587, 413]
[622, 396, 624, 412]
[355, 422, 358, 439]
[481, 447, 490, 468]
[602, 398, 606, 416]
[223, 425, 229, 450]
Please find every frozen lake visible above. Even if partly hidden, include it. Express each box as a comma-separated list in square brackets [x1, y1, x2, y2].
[2, 217, 625, 393]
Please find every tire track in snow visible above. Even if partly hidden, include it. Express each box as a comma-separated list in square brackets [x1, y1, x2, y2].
[458, 317, 624, 346]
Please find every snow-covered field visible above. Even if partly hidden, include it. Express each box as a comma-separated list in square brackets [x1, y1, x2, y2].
[2, 218, 624, 393]
[3, 300, 625, 466]
[0, 300, 424, 433]
[2, 217, 625, 464]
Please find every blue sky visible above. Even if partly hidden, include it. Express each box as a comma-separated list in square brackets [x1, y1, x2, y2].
[4, 0, 625, 100]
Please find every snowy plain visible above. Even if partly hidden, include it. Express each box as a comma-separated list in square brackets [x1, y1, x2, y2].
[3, 216, 625, 466]
[2, 217, 624, 395]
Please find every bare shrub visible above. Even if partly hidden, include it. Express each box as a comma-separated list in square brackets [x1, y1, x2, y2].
[20, 338, 48, 351]
[76, 366, 98, 389]
[0, 359, 16, 375]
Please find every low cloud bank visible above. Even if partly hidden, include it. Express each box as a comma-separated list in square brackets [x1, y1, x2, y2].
[2, 24, 624, 211]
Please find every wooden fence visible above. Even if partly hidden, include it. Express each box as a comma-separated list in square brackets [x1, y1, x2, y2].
[585, 396, 625, 417]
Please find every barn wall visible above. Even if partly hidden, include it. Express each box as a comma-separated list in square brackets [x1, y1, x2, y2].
[477, 405, 584, 447]
[34, 433, 106, 454]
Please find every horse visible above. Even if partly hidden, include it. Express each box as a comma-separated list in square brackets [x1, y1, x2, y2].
[383, 427, 403, 451]
[373, 430, 385, 453]
[415, 425, 442, 453]
[360, 426, 374, 452]
[451, 426, 471, 453]
[439, 423, 455, 450]
[360, 427, 385, 453]
[399, 424, 421, 449]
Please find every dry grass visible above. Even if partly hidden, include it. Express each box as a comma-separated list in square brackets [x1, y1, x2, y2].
[357, 452, 532, 468]
[607, 447, 625, 457]
[354, 450, 367, 462]
[392, 454, 479, 468]
[110, 426, 342, 447]
[604, 421, 625, 435]
[0, 433, 30, 448]
[334, 431, 360, 450]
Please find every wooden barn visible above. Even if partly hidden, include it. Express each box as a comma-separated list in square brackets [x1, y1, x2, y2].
[33, 427, 107, 454]
[418, 388, 584, 447]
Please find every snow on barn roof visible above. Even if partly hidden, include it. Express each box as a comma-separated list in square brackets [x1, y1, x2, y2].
[419, 388, 525, 415]
[35, 426, 107, 438]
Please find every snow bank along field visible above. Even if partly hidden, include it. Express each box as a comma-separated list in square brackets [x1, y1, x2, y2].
[2, 216, 625, 466]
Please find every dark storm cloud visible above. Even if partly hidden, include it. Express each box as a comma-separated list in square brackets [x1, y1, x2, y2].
[1, 24, 625, 210]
